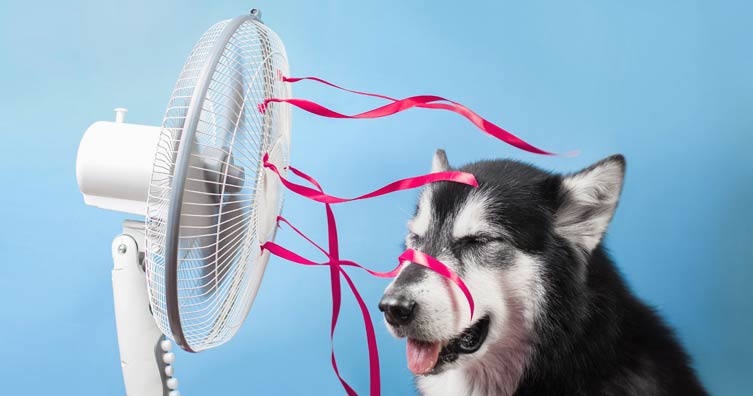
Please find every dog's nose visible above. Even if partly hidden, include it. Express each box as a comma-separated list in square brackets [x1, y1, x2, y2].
[378, 294, 416, 326]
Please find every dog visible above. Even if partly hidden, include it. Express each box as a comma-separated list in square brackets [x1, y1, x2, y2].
[379, 150, 707, 396]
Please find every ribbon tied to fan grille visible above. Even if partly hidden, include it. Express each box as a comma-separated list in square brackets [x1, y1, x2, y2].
[258, 74, 564, 396]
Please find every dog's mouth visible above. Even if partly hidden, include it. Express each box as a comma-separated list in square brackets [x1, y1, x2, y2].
[406, 315, 490, 375]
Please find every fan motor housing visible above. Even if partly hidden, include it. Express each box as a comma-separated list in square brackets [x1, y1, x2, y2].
[76, 119, 161, 216]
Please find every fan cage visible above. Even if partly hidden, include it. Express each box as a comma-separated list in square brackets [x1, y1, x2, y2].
[145, 15, 291, 352]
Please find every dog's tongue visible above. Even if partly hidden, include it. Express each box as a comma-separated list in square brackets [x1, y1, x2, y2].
[406, 338, 441, 375]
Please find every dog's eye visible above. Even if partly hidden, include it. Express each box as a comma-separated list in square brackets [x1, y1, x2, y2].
[456, 235, 491, 247]
[407, 232, 421, 244]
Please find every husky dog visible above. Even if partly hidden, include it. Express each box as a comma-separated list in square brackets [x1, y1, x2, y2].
[379, 150, 706, 396]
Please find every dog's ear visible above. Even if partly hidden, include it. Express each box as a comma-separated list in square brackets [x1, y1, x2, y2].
[555, 154, 626, 253]
[432, 149, 450, 173]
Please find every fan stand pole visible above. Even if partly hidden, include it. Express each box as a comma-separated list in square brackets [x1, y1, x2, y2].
[112, 220, 175, 396]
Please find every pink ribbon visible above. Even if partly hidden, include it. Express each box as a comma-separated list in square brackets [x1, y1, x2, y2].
[257, 73, 570, 396]
[262, 153, 479, 204]
[258, 74, 569, 156]
[260, 155, 477, 396]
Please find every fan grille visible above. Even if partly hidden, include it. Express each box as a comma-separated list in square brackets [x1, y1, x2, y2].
[145, 15, 291, 352]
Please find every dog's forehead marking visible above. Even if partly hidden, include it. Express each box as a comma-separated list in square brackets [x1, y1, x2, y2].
[452, 192, 492, 239]
[408, 187, 433, 236]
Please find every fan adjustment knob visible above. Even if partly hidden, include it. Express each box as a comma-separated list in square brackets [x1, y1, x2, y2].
[167, 378, 179, 389]
[113, 107, 128, 123]
[168, 391, 180, 396]
[165, 365, 174, 377]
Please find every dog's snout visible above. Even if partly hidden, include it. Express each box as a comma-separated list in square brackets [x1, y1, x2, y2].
[379, 294, 417, 326]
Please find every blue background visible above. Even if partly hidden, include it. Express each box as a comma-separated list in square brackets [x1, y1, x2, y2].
[1, 0, 751, 395]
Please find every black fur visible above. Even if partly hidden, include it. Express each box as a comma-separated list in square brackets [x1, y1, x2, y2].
[517, 247, 707, 395]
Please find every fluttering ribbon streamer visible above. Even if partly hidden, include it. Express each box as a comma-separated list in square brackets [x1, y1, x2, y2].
[260, 154, 478, 396]
[262, 153, 479, 204]
[265, 219, 474, 316]
[258, 73, 569, 156]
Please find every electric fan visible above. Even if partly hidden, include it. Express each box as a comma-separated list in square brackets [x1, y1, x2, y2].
[76, 9, 290, 395]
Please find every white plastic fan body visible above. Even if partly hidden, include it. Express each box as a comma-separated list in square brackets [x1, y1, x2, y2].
[75, 10, 290, 396]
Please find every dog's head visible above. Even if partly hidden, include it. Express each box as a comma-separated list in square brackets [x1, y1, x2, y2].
[379, 149, 625, 377]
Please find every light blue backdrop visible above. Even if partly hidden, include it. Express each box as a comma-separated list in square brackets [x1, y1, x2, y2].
[0, 1, 750, 395]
